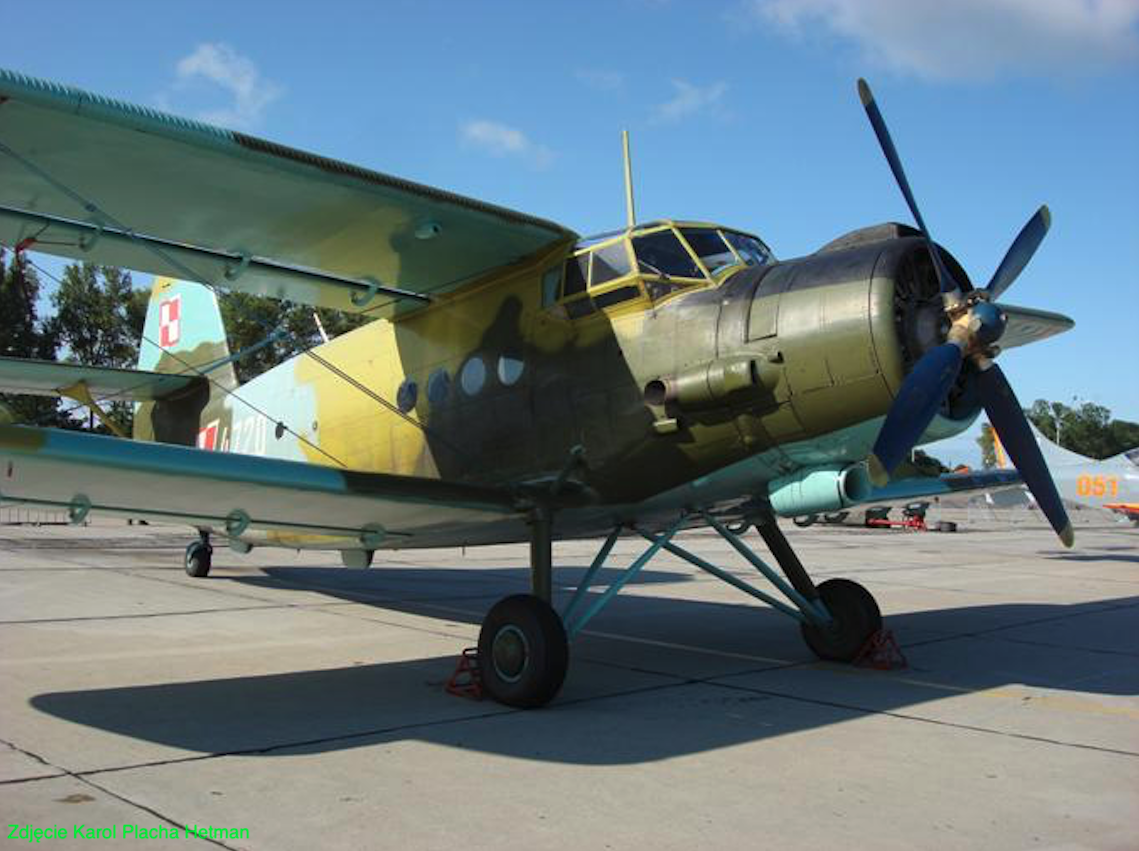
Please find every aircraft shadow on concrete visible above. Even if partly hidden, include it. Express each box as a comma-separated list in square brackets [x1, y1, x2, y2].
[30, 565, 1139, 765]
[1046, 552, 1139, 564]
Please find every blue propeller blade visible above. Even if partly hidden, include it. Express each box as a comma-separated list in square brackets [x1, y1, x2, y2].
[984, 205, 1051, 300]
[977, 365, 1074, 547]
[868, 342, 964, 485]
[858, 79, 960, 300]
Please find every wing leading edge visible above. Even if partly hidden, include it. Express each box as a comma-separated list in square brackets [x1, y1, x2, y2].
[0, 67, 576, 316]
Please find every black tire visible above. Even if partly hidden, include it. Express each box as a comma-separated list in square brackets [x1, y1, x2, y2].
[936, 521, 958, 533]
[800, 578, 882, 662]
[793, 515, 818, 528]
[477, 594, 568, 708]
[824, 511, 849, 525]
[184, 541, 212, 578]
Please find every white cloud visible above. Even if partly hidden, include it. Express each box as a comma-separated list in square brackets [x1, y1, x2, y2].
[651, 79, 729, 124]
[460, 120, 554, 168]
[748, 0, 1139, 81]
[168, 43, 282, 128]
[576, 68, 626, 91]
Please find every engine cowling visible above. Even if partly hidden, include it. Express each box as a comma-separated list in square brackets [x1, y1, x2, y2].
[768, 463, 873, 517]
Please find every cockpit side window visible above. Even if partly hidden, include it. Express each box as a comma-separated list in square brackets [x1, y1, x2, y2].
[563, 254, 589, 298]
[680, 228, 739, 274]
[590, 241, 632, 286]
[631, 230, 702, 279]
[541, 266, 562, 307]
[723, 231, 773, 266]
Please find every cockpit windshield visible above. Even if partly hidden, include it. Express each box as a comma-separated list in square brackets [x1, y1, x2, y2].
[1126, 447, 1139, 467]
[631, 230, 702, 278]
[722, 231, 772, 266]
[544, 221, 776, 319]
[680, 228, 738, 274]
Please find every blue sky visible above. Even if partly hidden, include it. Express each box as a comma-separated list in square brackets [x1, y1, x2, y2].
[3, 0, 1137, 464]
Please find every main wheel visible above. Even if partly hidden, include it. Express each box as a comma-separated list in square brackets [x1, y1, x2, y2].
[793, 515, 818, 528]
[800, 578, 881, 661]
[184, 541, 212, 578]
[477, 594, 568, 708]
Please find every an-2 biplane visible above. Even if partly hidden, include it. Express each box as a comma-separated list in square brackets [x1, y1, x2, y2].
[0, 69, 1075, 707]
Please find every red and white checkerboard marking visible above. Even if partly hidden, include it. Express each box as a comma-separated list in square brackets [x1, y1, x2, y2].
[159, 296, 181, 348]
[197, 419, 219, 451]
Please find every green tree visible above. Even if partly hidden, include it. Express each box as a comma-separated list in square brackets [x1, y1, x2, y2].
[48, 263, 147, 433]
[50, 264, 144, 368]
[219, 293, 372, 383]
[0, 249, 63, 426]
[976, 423, 998, 468]
[1026, 399, 1139, 459]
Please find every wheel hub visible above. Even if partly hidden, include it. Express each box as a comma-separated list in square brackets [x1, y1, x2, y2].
[491, 625, 529, 683]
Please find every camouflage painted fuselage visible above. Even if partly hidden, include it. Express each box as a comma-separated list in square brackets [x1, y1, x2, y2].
[135, 222, 978, 547]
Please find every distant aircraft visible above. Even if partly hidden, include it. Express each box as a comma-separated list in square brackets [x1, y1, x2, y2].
[0, 69, 1076, 707]
[995, 424, 1139, 524]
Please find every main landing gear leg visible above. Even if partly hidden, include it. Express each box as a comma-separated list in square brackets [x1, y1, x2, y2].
[754, 515, 881, 661]
[477, 506, 568, 708]
[635, 511, 880, 663]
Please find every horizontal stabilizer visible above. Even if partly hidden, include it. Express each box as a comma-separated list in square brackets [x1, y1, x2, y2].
[0, 356, 206, 401]
[0, 425, 521, 545]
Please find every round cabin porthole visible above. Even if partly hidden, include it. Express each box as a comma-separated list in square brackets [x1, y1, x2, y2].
[397, 379, 418, 413]
[427, 369, 451, 406]
[461, 356, 487, 396]
[497, 354, 525, 386]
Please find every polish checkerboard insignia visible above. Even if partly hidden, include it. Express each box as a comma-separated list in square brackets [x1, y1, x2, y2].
[159, 296, 181, 348]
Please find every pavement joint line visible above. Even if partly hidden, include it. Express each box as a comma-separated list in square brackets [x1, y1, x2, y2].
[68, 678, 703, 780]
[699, 676, 1139, 759]
[0, 588, 520, 628]
[50, 704, 523, 780]
[980, 634, 1139, 659]
[897, 598, 1139, 651]
[0, 602, 322, 626]
[0, 737, 230, 848]
[72, 774, 240, 851]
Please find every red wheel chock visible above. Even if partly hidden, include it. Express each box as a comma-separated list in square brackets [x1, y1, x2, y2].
[445, 647, 483, 700]
[854, 628, 907, 670]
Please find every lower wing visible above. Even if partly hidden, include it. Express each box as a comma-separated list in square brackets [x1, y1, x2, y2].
[0, 425, 522, 547]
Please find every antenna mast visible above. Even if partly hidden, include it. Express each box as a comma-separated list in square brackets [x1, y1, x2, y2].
[622, 130, 636, 229]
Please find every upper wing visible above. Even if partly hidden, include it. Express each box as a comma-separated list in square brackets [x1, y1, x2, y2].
[0, 425, 523, 546]
[0, 68, 576, 315]
[0, 356, 205, 401]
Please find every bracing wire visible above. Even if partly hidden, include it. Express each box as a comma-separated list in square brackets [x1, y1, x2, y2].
[1, 140, 479, 468]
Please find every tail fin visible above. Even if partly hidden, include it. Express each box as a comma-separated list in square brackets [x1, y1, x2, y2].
[1026, 420, 1091, 466]
[994, 419, 1089, 470]
[134, 278, 235, 442]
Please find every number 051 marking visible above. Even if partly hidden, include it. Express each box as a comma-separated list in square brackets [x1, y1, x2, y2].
[1076, 475, 1119, 498]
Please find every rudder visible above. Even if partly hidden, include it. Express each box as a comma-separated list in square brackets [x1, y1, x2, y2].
[134, 278, 236, 442]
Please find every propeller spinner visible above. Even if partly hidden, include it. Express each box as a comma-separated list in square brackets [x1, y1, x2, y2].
[858, 79, 1074, 548]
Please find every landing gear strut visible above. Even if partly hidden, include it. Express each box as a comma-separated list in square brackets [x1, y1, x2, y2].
[473, 507, 883, 709]
[477, 507, 569, 707]
[184, 531, 212, 578]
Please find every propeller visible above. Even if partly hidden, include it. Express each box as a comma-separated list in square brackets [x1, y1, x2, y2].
[857, 79, 1072, 547]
